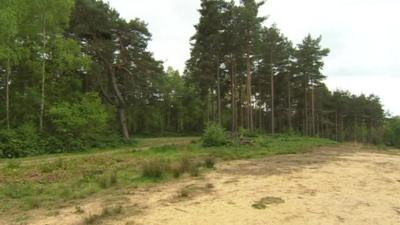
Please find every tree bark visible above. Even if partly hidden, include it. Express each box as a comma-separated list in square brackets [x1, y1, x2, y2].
[335, 111, 338, 141]
[216, 60, 221, 126]
[246, 49, 253, 131]
[270, 54, 275, 134]
[304, 74, 309, 136]
[311, 86, 315, 136]
[231, 56, 236, 132]
[5, 57, 10, 130]
[118, 107, 129, 140]
[40, 22, 46, 131]
[238, 74, 243, 129]
[107, 62, 130, 140]
[287, 77, 292, 131]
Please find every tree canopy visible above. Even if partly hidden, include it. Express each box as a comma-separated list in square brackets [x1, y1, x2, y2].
[0, 0, 391, 158]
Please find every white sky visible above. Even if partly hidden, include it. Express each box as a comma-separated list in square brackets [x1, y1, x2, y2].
[108, 0, 400, 116]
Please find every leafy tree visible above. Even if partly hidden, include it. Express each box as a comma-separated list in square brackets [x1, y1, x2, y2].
[22, 0, 75, 131]
[0, 0, 390, 158]
[69, 0, 163, 139]
[0, 0, 19, 129]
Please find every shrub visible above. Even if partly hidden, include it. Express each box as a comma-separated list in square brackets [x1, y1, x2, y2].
[141, 158, 166, 179]
[239, 128, 258, 138]
[0, 124, 42, 158]
[202, 123, 227, 147]
[168, 153, 201, 178]
[384, 117, 400, 148]
[48, 92, 109, 150]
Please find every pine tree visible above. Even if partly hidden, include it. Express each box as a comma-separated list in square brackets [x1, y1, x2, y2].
[293, 35, 329, 135]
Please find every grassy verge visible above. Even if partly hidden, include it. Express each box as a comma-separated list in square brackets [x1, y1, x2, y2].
[0, 135, 335, 216]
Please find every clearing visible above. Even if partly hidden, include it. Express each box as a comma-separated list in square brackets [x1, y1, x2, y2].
[2, 143, 400, 225]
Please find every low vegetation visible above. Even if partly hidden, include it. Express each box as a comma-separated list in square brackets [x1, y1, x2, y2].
[0, 135, 335, 216]
[202, 124, 227, 147]
[84, 205, 123, 225]
[252, 196, 285, 209]
[384, 116, 400, 148]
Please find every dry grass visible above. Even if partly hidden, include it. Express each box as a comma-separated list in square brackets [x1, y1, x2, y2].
[84, 205, 123, 224]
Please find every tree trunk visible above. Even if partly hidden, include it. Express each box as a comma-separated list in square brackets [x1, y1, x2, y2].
[316, 112, 320, 137]
[353, 116, 357, 143]
[258, 107, 262, 131]
[217, 60, 221, 126]
[239, 75, 243, 129]
[107, 64, 130, 139]
[304, 74, 309, 136]
[118, 107, 129, 140]
[335, 111, 338, 141]
[270, 54, 275, 135]
[40, 22, 46, 131]
[246, 49, 253, 131]
[231, 56, 236, 132]
[304, 89, 308, 135]
[5, 57, 10, 130]
[311, 86, 315, 136]
[211, 89, 215, 122]
[340, 114, 344, 141]
[287, 77, 292, 131]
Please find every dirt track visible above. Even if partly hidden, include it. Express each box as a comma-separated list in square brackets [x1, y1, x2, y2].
[9, 144, 400, 225]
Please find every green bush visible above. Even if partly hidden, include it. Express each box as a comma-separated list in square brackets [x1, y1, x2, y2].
[239, 128, 258, 138]
[384, 117, 400, 148]
[0, 124, 42, 158]
[0, 93, 138, 158]
[202, 123, 227, 147]
[48, 92, 109, 150]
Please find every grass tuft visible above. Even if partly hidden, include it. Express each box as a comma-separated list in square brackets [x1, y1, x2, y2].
[97, 171, 118, 189]
[204, 156, 216, 169]
[141, 158, 166, 179]
[84, 205, 123, 224]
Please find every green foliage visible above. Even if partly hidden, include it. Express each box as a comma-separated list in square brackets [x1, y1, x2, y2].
[239, 128, 258, 138]
[48, 92, 109, 150]
[0, 124, 42, 158]
[202, 123, 227, 147]
[384, 117, 400, 148]
[0, 0, 387, 160]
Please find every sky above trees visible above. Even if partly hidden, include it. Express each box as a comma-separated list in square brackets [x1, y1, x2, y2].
[107, 0, 400, 115]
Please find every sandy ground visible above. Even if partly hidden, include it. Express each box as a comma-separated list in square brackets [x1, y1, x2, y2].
[4, 144, 400, 225]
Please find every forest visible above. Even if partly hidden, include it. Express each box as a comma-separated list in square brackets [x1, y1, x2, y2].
[0, 0, 399, 158]
[1, 1, 400, 224]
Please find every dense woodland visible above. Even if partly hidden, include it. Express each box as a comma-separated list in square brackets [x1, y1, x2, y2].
[0, 0, 398, 157]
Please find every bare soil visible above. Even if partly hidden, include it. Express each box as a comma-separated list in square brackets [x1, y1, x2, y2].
[4, 144, 400, 225]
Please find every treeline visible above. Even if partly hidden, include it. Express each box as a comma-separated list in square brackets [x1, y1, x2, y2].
[0, 0, 391, 157]
[186, 0, 385, 143]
